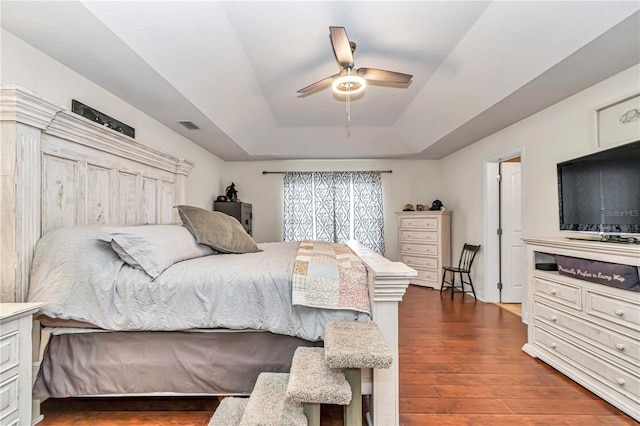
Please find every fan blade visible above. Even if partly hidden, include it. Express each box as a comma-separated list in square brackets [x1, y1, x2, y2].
[330, 26, 354, 69]
[297, 74, 339, 94]
[357, 68, 412, 83]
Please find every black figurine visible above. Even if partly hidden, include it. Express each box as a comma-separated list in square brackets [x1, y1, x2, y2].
[225, 182, 238, 202]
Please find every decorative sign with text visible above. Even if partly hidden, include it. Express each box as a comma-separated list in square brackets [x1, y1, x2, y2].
[556, 255, 640, 292]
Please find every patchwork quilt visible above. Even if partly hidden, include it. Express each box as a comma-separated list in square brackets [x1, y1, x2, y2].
[292, 240, 370, 314]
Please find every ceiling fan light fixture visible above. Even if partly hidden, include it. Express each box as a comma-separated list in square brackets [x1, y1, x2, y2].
[332, 74, 366, 95]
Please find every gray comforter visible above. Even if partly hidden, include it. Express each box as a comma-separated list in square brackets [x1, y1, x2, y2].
[27, 227, 369, 341]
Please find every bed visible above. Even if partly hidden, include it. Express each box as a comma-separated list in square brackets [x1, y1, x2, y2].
[0, 85, 415, 425]
[30, 225, 372, 397]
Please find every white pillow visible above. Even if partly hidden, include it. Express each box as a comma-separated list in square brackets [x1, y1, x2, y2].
[109, 240, 143, 270]
[100, 225, 215, 278]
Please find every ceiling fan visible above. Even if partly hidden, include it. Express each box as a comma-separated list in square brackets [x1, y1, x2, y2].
[297, 26, 413, 96]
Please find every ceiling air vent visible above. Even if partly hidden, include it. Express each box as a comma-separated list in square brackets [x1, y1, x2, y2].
[178, 121, 200, 130]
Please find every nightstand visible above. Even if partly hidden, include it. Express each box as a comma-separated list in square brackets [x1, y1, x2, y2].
[1, 303, 44, 426]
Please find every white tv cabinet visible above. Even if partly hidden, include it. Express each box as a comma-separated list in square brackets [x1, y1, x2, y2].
[522, 237, 640, 421]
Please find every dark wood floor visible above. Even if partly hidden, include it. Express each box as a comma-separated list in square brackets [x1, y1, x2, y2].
[40, 285, 635, 425]
[398, 286, 634, 426]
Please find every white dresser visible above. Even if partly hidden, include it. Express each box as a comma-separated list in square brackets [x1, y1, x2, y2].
[522, 238, 640, 421]
[0, 303, 44, 426]
[396, 211, 451, 289]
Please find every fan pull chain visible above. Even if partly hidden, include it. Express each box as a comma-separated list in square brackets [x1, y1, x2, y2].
[344, 84, 354, 134]
[344, 92, 350, 132]
[346, 86, 351, 123]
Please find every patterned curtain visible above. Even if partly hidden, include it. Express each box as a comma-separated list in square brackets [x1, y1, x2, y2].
[312, 172, 336, 242]
[283, 171, 385, 254]
[283, 172, 314, 242]
[352, 172, 385, 255]
[333, 172, 352, 244]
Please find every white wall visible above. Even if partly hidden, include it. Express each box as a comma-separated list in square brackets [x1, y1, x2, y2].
[1, 29, 224, 208]
[441, 64, 640, 299]
[219, 159, 442, 261]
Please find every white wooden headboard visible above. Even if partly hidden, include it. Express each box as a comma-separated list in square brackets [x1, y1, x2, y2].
[1, 85, 193, 302]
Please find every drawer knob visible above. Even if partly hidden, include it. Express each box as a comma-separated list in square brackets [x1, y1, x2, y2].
[406, 247, 412, 251]
[550, 316, 557, 322]
[615, 378, 625, 386]
[615, 343, 625, 351]
[550, 342, 557, 349]
[614, 309, 624, 317]
[550, 288, 557, 295]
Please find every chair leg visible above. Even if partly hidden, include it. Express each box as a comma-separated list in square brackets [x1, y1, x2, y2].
[467, 273, 477, 299]
[440, 270, 446, 295]
[451, 271, 455, 300]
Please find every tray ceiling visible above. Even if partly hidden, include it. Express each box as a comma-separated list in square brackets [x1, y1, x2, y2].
[2, 1, 638, 160]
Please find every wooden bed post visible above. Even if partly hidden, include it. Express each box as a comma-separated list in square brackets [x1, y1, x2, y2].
[1, 85, 62, 303]
[346, 241, 416, 426]
[174, 160, 191, 223]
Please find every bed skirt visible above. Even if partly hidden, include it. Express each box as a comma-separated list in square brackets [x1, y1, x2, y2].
[34, 330, 321, 399]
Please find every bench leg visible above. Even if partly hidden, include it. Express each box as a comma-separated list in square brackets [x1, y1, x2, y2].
[304, 403, 321, 426]
[344, 368, 362, 426]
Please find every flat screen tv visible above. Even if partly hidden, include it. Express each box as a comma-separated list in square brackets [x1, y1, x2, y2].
[557, 140, 640, 240]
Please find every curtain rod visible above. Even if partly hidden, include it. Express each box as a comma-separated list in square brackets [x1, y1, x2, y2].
[262, 170, 392, 175]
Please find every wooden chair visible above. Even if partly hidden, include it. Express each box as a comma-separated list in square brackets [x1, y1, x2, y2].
[440, 244, 481, 299]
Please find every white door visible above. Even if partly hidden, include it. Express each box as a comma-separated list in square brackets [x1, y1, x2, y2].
[500, 162, 523, 303]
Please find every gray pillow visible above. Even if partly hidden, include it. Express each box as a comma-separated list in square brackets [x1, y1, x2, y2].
[176, 205, 260, 254]
[100, 225, 215, 278]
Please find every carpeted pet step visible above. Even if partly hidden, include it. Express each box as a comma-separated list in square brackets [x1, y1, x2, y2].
[239, 372, 306, 426]
[286, 347, 352, 405]
[209, 397, 248, 426]
[325, 321, 393, 426]
[324, 321, 393, 369]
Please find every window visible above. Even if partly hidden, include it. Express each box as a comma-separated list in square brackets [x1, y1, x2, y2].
[283, 171, 385, 254]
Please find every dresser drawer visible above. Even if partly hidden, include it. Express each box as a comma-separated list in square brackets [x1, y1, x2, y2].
[533, 275, 581, 310]
[400, 217, 438, 229]
[0, 330, 19, 375]
[534, 327, 640, 403]
[586, 290, 640, 332]
[0, 375, 19, 422]
[401, 243, 438, 256]
[0, 319, 18, 338]
[401, 255, 437, 270]
[415, 269, 439, 283]
[534, 301, 640, 364]
[401, 230, 438, 243]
